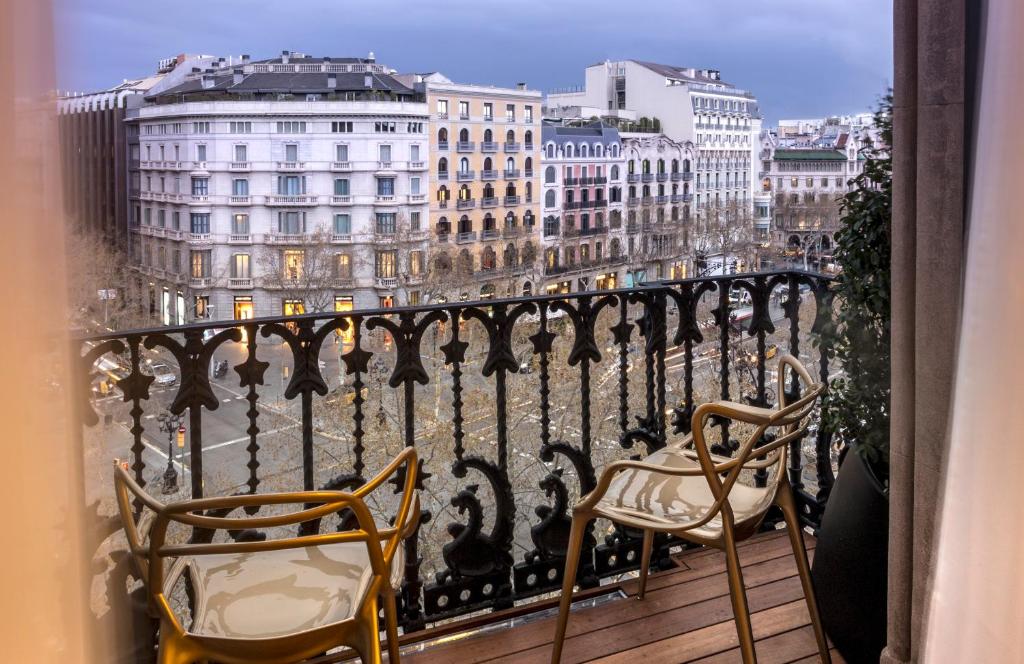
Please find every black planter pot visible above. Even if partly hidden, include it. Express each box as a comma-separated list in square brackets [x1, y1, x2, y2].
[811, 450, 889, 664]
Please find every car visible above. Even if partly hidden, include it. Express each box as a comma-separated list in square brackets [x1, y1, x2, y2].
[150, 362, 177, 387]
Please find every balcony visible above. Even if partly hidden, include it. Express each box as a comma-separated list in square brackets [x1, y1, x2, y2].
[375, 194, 397, 204]
[503, 195, 520, 206]
[330, 233, 352, 243]
[410, 161, 427, 170]
[502, 225, 522, 238]
[456, 198, 476, 210]
[481, 141, 499, 153]
[227, 277, 253, 289]
[655, 195, 669, 204]
[504, 142, 520, 153]
[229, 161, 250, 171]
[656, 172, 669, 182]
[189, 194, 210, 205]
[437, 170, 449, 181]
[642, 196, 655, 205]
[456, 170, 475, 182]
[504, 169, 521, 179]
[627, 173, 640, 183]
[524, 169, 534, 178]
[187, 276, 211, 287]
[330, 194, 353, 205]
[276, 161, 305, 171]
[456, 230, 477, 243]
[641, 173, 655, 183]
[81, 269, 841, 664]
[579, 225, 609, 237]
[481, 169, 499, 180]
[481, 197, 499, 208]
[266, 233, 306, 244]
[627, 197, 640, 206]
[227, 233, 251, 244]
[330, 161, 352, 171]
[594, 176, 608, 185]
[438, 141, 450, 151]
[408, 193, 427, 203]
[457, 142, 475, 153]
[187, 232, 212, 243]
[267, 195, 317, 205]
[228, 195, 250, 205]
[564, 177, 580, 186]
[481, 228, 500, 240]
[524, 143, 534, 151]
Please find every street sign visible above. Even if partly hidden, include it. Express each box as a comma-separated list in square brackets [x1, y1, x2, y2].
[176, 426, 186, 448]
[97, 289, 118, 300]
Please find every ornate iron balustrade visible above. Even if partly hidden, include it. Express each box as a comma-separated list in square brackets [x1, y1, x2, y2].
[77, 270, 837, 636]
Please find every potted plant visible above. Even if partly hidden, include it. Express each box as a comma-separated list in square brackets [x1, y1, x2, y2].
[810, 93, 892, 664]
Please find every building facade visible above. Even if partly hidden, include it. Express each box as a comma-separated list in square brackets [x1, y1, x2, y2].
[539, 122, 627, 293]
[127, 52, 430, 324]
[412, 73, 542, 300]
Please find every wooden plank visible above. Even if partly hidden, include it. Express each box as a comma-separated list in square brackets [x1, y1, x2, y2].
[787, 648, 846, 664]
[595, 600, 813, 664]
[485, 576, 808, 664]
[406, 550, 810, 664]
[686, 625, 822, 663]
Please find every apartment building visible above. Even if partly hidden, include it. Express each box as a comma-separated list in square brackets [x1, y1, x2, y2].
[539, 122, 627, 293]
[409, 73, 542, 300]
[127, 52, 430, 324]
[548, 60, 762, 276]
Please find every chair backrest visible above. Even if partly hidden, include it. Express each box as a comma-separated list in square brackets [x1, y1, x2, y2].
[688, 354, 824, 527]
[113, 446, 419, 626]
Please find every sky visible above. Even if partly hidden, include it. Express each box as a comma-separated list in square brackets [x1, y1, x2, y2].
[54, 0, 893, 126]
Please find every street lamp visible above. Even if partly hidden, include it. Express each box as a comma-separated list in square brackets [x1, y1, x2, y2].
[157, 410, 184, 494]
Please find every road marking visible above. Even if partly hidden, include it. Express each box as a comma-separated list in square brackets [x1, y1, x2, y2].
[222, 398, 233, 403]
[181, 425, 300, 455]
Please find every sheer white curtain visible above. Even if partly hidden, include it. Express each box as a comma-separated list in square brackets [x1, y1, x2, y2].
[923, 0, 1024, 660]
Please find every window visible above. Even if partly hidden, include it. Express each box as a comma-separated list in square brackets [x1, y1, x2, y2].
[821, 178, 829, 187]
[284, 144, 299, 162]
[377, 177, 395, 196]
[190, 250, 211, 277]
[436, 99, 448, 117]
[375, 250, 397, 278]
[545, 190, 556, 208]
[379, 144, 391, 162]
[411, 176, 421, 195]
[374, 121, 396, 133]
[230, 121, 252, 133]
[331, 121, 353, 133]
[334, 178, 350, 195]
[278, 211, 305, 234]
[376, 213, 396, 235]
[410, 250, 424, 275]
[337, 252, 354, 276]
[233, 144, 247, 162]
[335, 144, 349, 162]
[525, 105, 533, 123]
[232, 214, 249, 235]
[334, 214, 351, 235]
[410, 211, 421, 231]
[483, 102, 493, 120]
[193, 122, 210, 134]
[190, 213, 210, 234]
[157, 209, 166, 227]
[277, 121, 307, 133]
[196, 144, 207, 162]
[545, 166, 556, 183]
[283, 250, 304, 279]
[407, 122, 423, 133]
[506, 104, 515, 122]
[232, 179, 248, 196]
[806, 178, 814, 187]
[172, 211, 181, 230]
[791, 178, 799, 188]
[459, 100, 469, 119]
[277, 175, 305, 195]
[231, 254, 250, 278]
[410, 144, 420, 161]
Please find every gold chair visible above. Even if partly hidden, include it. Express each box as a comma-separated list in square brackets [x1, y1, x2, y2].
[551, 355, 830, 664]
[115, 446, 420, 664]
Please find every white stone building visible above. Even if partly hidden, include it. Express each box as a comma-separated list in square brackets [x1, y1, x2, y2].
[128, 52, 430, 324]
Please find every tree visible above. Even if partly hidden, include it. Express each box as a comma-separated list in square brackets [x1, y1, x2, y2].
[823, 93, 892, 483]
[66, 228, 152, 332]
[687, 197, 757, 275]
[257, 228, 342, 313]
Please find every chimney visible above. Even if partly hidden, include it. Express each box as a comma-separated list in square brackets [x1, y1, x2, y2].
[367, 51, 375, 62]
[201, 74, 215, 89]
[364, 74, 373, 88]
[327, 73, 337, 88]
[516, 82, 527, 90]
[281, 50, 290, 64]
[241, 54, 250, 63]
[232, 68, 244, 85]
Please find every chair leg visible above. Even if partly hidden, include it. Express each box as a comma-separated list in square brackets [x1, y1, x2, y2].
[637, 528, 654, 600]
[382, 588, 402, 663]
[778, 487, 831, 664]
[551, 511, 588, 664]
[353, 598, 384, 664]
[722, 525, 757, 664]
[156, 629, 195, 664]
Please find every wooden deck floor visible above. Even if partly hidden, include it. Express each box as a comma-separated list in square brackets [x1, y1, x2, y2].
[402, 530, 843, 664]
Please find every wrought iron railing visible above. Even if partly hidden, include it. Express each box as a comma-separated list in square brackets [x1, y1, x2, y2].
[77, 270, 836, 635]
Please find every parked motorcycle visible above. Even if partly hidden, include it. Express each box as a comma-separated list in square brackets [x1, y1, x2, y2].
[212, 359, 229, 379]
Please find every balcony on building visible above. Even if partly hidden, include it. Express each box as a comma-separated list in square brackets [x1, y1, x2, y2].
[456, 170, 475, 182]
[504, 142, 520, 153]
[457, 141, 475, 153]
[456, 198, 475, 210]
[656, 172, 668, 182]
[481, 141, 499, 153]
[438, 141, 450, 151]
[227, 277, 252, 289]
[437, 170, 449, 181]
[481, 169, 499, 181]
[641, 173, 655, 183]
[374, 276, 398, 289]
[228, 161, 251, 171]
[456, 230, 477, 243]
[481, 197, 499, 208]
[481, 228, 500, 241]
[330, 194, 353, 205]
[276, 161, 305, 171]
[267, 195, 317, 206]
[627, 173, 640, 183]
[330, 161, 353, 171]
[503, 195, 520, 206]
[503, 168, 521, 179]
[228, 195, 250, 205]
[627, 196, 640, 206]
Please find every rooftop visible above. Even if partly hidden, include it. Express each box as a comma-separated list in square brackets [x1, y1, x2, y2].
[773, 149, 848, 161]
